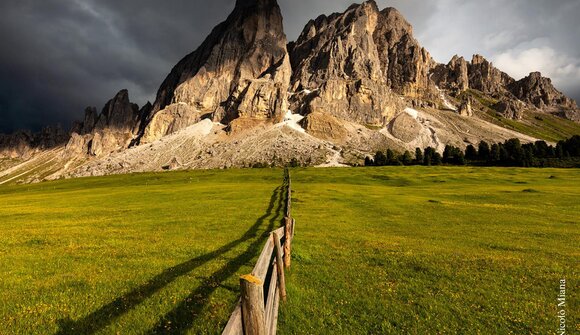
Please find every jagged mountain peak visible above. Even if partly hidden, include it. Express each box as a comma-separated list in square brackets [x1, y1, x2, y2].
[528, 71, 544, 80]
[234, 0, 279, 8]
[471, 54, 489, 65]
[2, 1, 579, 182]
[378, 6, 413, 34]
[137, 0, 290, 144]
[508, 71, 578, 111]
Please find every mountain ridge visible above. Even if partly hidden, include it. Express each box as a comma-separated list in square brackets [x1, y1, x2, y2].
[1, 0, 579, 183]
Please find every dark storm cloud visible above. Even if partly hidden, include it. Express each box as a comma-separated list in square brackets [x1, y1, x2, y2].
[0, 0, 236, 133]
[0, 0, 579, 133]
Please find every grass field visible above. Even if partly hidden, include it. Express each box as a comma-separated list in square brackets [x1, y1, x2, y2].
[280, 167, 579, 334]
[0, 167, 578, 334]
[0, 170, 287, 334]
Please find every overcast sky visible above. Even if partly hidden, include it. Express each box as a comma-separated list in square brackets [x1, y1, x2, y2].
[1, 0, 579, 133]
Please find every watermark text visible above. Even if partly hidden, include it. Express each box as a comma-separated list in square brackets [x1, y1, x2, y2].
[557, 279, 566, 335]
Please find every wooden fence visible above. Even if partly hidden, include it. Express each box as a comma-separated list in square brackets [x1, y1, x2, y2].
[222, 169, 295, 335]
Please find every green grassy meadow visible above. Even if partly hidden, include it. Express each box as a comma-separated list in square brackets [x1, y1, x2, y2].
[0, 167, 578, 334]
[280, 167, 579, 334]
[0, 170, 287, 334]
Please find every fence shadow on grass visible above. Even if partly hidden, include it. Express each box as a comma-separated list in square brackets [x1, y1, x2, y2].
[145, 181, 285, 334]
[56, 178, 287, 335]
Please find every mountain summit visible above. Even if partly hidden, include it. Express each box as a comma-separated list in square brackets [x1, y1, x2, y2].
[138, 0, 291, 143]
[1, 0, 579, 183]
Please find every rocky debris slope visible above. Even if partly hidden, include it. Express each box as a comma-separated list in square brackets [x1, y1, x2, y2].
[66, 121, 331, 177]
[137, 0, 292, 144]
[382, 107, 537, 153]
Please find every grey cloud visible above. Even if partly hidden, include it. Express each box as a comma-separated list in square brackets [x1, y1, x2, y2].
[0, 0, 578, 133]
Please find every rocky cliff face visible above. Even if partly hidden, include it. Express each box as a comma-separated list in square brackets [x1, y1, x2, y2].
[288, 2, 438, 130]
[139, 0, 291, 143]
[289, 1, 400, 128]
[0, 125, 68, 159]
[431, 55, 580, 121]
[432, 54, 514, 96]
[431, 55, 469, 93]
[468, 55, 515, 96]
[2, 0, 580, 177]
[373, 7, 435, 97]
[65, 89, 141, 157]
[508, 72, 578, 110]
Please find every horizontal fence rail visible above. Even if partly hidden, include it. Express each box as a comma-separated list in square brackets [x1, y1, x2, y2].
[222, 169, 295, 335]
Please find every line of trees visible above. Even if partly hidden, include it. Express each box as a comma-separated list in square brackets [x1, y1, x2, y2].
[365, 135, 580, 168]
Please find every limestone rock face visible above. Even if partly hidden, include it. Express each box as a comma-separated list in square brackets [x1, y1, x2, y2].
[0, 131, 35, 159]
[432, 55, 469, 92]
[290, 2, 384, 90]
[373, 7, 435, 97]
[0, 125, 68, 159]
[289, 1, 414, 128]
[458, 96, 473, 117]
[65, 133, 86, 155]
[88, 131, 131, 157]
[508, 72, 578, 110]
[493, 99, 526, 120]
[141, 103, 202, 144]
[301, 111, 348, 142]
[65, 90, 141, 157]
[82, 107, 98, 135]
[94, 90, 140, 132]
[139, 0, 291, 143]
[468, 55, 515, 95]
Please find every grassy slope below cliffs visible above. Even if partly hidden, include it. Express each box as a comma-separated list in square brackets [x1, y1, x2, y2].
[280, 167, 579, 334]
[462, 89, 580, 142]
[0, 167, 578, 334]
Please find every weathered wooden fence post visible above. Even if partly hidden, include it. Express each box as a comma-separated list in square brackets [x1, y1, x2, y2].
[272, 233, 287, 302]
[283, 217, 292, 268]
[240, 275, 266, 335]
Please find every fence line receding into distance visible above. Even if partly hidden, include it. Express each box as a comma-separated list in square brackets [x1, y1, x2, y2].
[222, 169, 296, 335]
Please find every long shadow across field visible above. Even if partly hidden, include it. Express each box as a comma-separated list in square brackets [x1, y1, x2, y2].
[145, 180, 285, 334]
[56, 178, 287, 335]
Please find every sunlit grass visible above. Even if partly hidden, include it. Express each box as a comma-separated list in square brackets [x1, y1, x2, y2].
[280, 167, 579, 334]
[0, 169, 286, 334]
[0, 167, 578, 334]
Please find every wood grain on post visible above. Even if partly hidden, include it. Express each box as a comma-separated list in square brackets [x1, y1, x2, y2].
[272, 233, 287, 302]
[264, 261, 278, 330]
[287, 186, 291, 217]
[267, 282, 280, 335]
[252, 236, 274, 282]
[284, 218, 292, 268]
[240, 275, 266, 335]
[222, 300, 243, 335]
